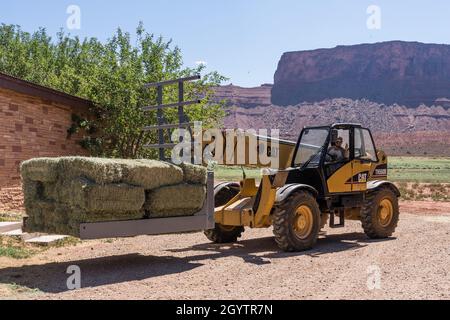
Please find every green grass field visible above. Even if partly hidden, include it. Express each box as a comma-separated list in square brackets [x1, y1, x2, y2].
[215, 157, 450, 183]
[388, 157, 450, 183]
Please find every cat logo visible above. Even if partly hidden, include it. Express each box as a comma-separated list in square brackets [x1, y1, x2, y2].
[358, 173, 368, 183]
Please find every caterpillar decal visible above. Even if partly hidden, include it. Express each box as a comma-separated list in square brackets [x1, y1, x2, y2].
[346, 171, 370, 184]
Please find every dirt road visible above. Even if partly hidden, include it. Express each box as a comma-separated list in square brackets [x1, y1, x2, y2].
[0, 201, 449, 300]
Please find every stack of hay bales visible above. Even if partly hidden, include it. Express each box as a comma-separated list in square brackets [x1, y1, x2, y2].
[21, 157, 207, 237]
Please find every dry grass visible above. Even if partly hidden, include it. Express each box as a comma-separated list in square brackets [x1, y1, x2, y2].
[396, 182, 450, 202]
[0, 236, 36, 259]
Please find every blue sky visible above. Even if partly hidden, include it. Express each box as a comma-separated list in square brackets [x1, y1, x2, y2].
[2, 1, 450, 87]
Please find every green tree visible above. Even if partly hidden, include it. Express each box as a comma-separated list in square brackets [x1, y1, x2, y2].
[0, 23, 227, 158]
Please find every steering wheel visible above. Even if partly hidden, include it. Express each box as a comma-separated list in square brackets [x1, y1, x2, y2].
[325, 152, 336, 162]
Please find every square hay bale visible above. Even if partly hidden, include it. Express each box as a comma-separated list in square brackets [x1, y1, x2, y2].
[55, 178, 145, 213]
[22, 179, 42, 205]
[126, 159, 184, 189]
[24, 201, 145, 237]
[178, 163, 207, 185]
[23, 200, 57, 233]
[58, 157, 128, 184]
[56, 157, 184, 188]
[21, 158, 59, 182]
[145, 184, 206, 218]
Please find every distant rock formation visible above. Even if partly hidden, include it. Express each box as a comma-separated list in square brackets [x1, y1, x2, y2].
[213, 84, 272, 108]
[223, 98, 450, 156]
[272, 41, 450, 107]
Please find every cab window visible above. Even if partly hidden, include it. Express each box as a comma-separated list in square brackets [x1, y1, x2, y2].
[294, 128, 329, 167]
[354, 128, 378, 162]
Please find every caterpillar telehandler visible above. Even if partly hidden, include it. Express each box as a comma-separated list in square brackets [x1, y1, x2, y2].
[205, 123, 401, 252]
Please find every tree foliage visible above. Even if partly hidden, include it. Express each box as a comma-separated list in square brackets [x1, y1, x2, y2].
[0, 23, 227, 158]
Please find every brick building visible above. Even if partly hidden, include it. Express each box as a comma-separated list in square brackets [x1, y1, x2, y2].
[0, 72, 93, 212]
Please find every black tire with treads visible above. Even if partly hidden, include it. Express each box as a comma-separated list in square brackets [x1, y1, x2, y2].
[204, 185, 245, 243]
[272, 191, 321, 252]
[361, 187, 400, 239]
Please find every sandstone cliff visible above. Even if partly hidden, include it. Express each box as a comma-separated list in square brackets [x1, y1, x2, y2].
[272, 41, 450, 107]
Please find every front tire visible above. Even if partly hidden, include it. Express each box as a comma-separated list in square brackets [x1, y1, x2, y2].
[361, 187, 400, 239]
[204, 184, 244, 244]
[204, 224, 244, 243]
[272, 191, 321, 252]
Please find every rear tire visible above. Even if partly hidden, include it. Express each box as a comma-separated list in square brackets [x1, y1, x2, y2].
[204, 184, 244, 244]
[272, 191, 321, 252]
[361, 187, 399, 239]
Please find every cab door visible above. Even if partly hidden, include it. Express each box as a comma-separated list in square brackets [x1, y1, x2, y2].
[325, 128, 353, 193]
[352, 128, 378, 192]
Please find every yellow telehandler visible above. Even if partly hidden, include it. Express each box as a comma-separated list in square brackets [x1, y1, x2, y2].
[205, 123, 400, 252]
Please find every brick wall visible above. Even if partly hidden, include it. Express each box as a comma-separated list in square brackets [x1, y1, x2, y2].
[0, 87, 90, 211]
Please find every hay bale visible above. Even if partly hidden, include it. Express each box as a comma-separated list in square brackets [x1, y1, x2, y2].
[58, 157, 128, 184]
[145, 184, 206, 218]
[24, 201, 145, 237]
[21, 157, 208, 237]
[126, 159, 184, 189]
[23, 200, 57, 234]
[55, 178, 145, 213]
[178, 163, 207, 185]
[21, 158, 59, 182]
[58, 157, 184, 188]
[22, 179, 42, 205]
[42, 182, 58, 200]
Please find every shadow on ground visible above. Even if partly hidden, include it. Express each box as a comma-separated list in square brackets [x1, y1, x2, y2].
[167, 232, 395, 262]
[0, 232, 394, 294]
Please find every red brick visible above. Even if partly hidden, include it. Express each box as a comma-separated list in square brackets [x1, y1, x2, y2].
[0, 87, 90, 200]
[9, 103, 19, 111]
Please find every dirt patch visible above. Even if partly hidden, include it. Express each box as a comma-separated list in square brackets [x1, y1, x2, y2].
[0, 202, 449, 300]
[400, 200, 450, 216]
[0, 187, 24, 214]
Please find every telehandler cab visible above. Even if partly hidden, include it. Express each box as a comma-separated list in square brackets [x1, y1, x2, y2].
[206, 123, 400, 252]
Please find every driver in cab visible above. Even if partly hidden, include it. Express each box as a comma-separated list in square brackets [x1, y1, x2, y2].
[327, 137, 349, 162]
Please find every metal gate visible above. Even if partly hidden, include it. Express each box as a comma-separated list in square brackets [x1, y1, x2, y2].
[142, 75, 201, 161]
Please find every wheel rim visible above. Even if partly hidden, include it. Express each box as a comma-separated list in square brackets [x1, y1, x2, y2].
[293, 205, 314, 240]
[378, 198, 394, 227]
[219, 224, 236, 232]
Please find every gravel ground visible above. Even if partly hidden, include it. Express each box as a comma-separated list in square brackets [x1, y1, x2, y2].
[0, 201, 449, 300]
